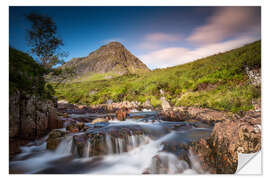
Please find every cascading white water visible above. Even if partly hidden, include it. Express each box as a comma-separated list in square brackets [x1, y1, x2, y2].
[105, 134, 114, 154]
[104, 133, 149, 155]
[146, 152, 190, 174]
[9, 140, 71, 174]
[116, 138, 124, 153]
[10, 111, 210, 174]
[10, 131, 204, 174]
[83, 135, 203, 174]
[55, 135, 73, 154]
[130, 135, 137, 147]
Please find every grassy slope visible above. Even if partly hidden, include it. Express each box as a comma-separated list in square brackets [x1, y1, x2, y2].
[9, 47, 54, 99]
[71, 72, 121, 82]
[53, 41, 261, 113]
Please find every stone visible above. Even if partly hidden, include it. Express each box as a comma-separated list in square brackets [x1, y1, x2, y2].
[116, 108, 128, 121]
[107, 99, 113, 104]
[91, 118, 108, 124]
[73, 134, 89, 157]
[190, 116, 261, 174]
[12, 96, 59, 139]
[77, 105, 86, 109]
[63, 113, 69, 118]
[160, 89, 165, 96]
[46, 129, 66, 150]
[65, 121, 87, 132]
[9, 90, 20, 138]
[245, 67, 261, 87]
[57, 100, 75, 110]
[159, 106, 228, 124]
[48, 129, 66, 139]
[160, 97, 171, 111]
[143, 99, 152, 108]
[48, 108, 62, 130]
[66, 123, 79, 133]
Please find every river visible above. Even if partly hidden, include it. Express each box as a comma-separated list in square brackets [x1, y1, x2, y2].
[9, 111, 213, 174]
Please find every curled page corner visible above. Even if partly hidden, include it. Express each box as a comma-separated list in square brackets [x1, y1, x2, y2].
[236, 151, 262, 174]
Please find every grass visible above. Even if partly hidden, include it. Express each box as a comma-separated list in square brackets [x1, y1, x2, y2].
[71, 72, 121, 82]
[52, 40, 261, 113]
[9, 47, 54, 99]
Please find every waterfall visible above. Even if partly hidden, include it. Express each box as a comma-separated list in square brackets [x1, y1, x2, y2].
[103, 133, 149, 155]
[106, 134, 114, 154]
[83, 140, 91, 157]
[55, 135, 73, 154]
[10, 111, 211, 174]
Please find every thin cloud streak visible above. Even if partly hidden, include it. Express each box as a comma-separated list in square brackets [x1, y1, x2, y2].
[138, 32, 182, 50]
[140, 36, 258, 69]
[146, 32, 181, 42]
[187, 7, 260, 44]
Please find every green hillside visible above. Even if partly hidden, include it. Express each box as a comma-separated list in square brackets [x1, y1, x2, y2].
[53, 41, 261, 113]
[9, 47, 54, 99]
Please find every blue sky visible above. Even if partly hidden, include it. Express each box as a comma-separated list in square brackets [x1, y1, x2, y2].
[9, 6, 261, 69]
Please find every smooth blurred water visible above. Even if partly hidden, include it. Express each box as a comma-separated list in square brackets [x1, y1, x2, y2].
[9, 111, 212, 174]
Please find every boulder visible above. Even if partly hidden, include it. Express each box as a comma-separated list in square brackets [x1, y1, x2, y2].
[91, 118, 108, 124]
[145, 153, 189, 174]
[9, 90, 20, 138]
[245, 67, 261, 87]
[70, 124, 145, 157]
[48, 108, 63, 130]
[63, 113, 69, 118]
[143, 99, 152, 109]
[77, 105, 86, 109]
[190, 117, 261, 174]
[57, 100, 75, 110]
[46, 129, 66, 150]
[159, 106, 229, 124]
[116, 108, 128, 121]
[66, 123, 79, 133]
[211, 119, 261, 173]
[73, 134, 89, 157]
[160, 97, 171, 111]
[66, 121, 87, 132]
[107, 99, 113, 104]
[10, 92, 59, 140]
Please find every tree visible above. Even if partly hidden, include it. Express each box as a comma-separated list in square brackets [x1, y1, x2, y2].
[26, 13, 76, 87]
[26, 13, 67, 70]
[47, 66, 77, 87]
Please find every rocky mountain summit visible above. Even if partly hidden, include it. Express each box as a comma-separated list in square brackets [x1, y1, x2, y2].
[61, 42, 150, 77]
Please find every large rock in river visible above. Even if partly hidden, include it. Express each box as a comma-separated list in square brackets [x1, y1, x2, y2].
[47, 129, 66, 150]
[190, 116, 261, 174]
[116, 108, 128, 121]
[91, 118, 108, 124]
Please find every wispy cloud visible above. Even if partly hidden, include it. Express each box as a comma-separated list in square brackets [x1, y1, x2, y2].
[146, 32, 181, 42]
[140, 36, 258, 69]
[138, 32, 182, 50]
[187, 7, 260, 44]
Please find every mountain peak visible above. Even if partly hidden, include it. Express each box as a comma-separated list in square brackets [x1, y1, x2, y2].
[62, 42, 150, 78]
[106, 41, 124, 47]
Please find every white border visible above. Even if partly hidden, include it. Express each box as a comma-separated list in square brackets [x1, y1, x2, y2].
[2, 0, 270, 180]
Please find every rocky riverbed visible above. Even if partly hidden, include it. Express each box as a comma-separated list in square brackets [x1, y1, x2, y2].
[9, 100, 261, 174]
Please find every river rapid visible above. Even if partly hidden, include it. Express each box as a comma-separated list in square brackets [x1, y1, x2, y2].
[9, 111, 213, 174]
